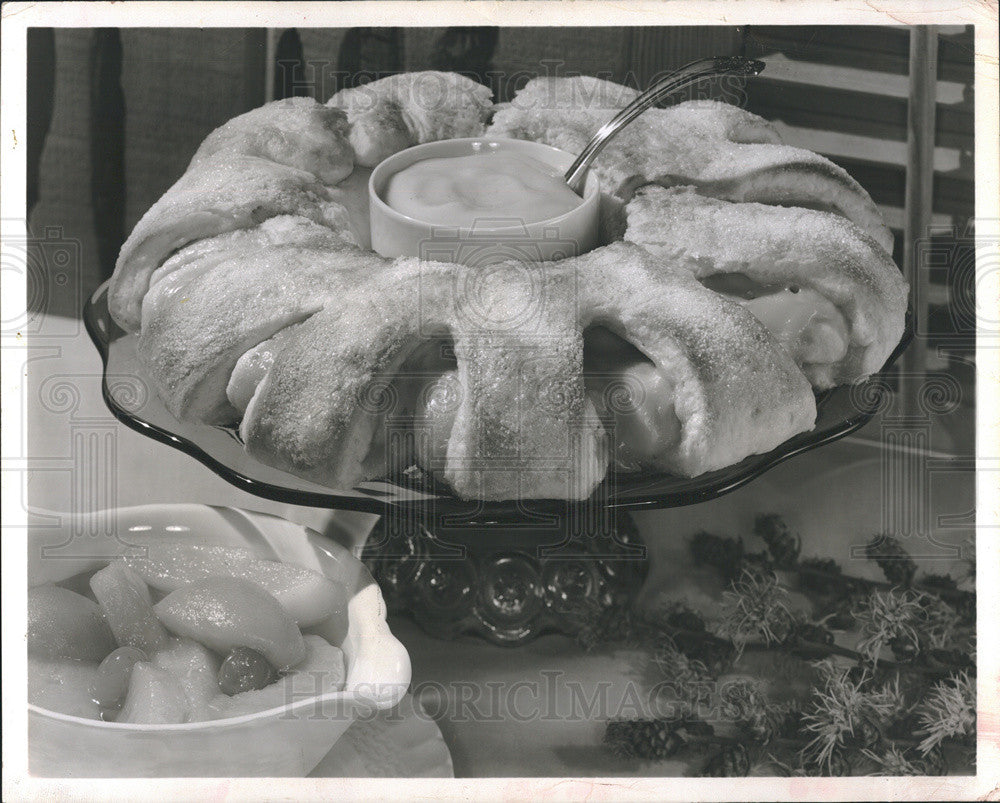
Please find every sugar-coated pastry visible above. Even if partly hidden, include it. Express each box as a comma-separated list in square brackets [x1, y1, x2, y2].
[188, 97, 355, 184]
[571, 243, 817, 478]
[109, 155, 354, 332]
[138, 217, 379, 424]
[489, 91, 783, 195]
[687, 141, 893, 256]
[238, 243, 815, 500]
[239, 257, 607, 500]
[495, 75, 642, 114]
[624, 186, 908, 388]
[111, 98, 363, 333]
[327, 71, 494, 167]
[141, 214, 357, 309]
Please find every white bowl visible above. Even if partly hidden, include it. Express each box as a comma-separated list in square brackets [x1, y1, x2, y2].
[369, 137, 601, 265]
[27, 504, 410, 777]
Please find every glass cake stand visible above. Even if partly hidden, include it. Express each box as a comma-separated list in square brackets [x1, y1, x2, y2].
[85, 280, 913, 644]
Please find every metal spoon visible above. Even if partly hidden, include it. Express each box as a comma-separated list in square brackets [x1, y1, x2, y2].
[563, 56, 767, 195]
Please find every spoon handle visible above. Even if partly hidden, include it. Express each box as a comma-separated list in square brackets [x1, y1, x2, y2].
[564, 56, 766, 195]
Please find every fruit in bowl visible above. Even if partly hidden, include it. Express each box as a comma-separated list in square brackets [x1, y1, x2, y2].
[27, 505, 410, 777]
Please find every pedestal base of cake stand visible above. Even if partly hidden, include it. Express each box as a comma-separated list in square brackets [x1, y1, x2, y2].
[361, 508, 647, 646]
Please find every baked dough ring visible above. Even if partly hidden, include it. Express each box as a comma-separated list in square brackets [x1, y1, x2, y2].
[624, 186, 908, 388]
[109, 72, 905, 501]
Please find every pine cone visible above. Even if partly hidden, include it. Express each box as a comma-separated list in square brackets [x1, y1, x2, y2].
[689, 531, 744, 582]
[865, 534, 917, 587]
[754, 513, 801, 569]
[823, 749, 851, 776]
[603, 719, 690, 761]
[850, 716, 884, 751]
[920, 573, 958, 593]
[910, 745, 947, 775]
[663, 605, 706, 633]
[791, 622, 835, 646]
[702, 743, 750, 777]
[890, 635, 921, 662]
[741, 707, 784, 745]
[672, 632, 735, 677]
[573, 600, 635, 651]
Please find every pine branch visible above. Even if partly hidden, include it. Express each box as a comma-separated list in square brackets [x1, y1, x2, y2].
[781, 639, 967, 678]
[796, 563, 974, 612]
[691, 517, 975, 614]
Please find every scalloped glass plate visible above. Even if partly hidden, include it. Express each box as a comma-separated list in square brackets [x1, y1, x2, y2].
[85, 280, 912, 517]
